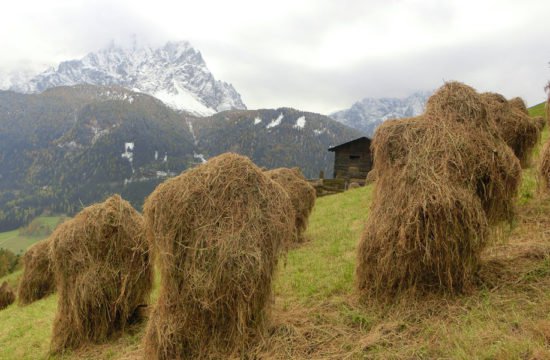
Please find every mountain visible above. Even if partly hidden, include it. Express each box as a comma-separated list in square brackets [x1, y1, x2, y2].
[0, 85, 362, 231]
[330, 91, 432, 136]
[191, 108, 363, 178]
[5, 41, 246, 116]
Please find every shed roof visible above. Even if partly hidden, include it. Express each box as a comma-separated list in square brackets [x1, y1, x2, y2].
[328, 136, 371, 152]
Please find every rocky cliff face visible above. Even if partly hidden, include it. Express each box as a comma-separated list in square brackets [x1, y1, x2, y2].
[5, 41, 246, 116]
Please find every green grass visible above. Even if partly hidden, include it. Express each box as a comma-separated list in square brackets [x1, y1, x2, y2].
[529, 101, 547, 118]
[0, 216, 62, 254]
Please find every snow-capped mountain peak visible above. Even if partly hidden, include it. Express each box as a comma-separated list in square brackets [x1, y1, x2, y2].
[330, 91, 432, 136]
[5, 41, 246, 116]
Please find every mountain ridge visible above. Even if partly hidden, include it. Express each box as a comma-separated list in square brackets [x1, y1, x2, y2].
[3, 41, 246, 116]
[330, 91, 432, 136]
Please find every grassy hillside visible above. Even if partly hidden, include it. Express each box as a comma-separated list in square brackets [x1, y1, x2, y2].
[0, 112, 549, 359]
[529, 101, 547, 118]
[0, 216, 62, 254]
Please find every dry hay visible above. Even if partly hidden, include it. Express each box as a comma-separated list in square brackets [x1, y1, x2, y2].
[365, 169, 377, 184]
[533, 116, 546, 132]
[265, 167, 316, 243]
[357, 82, 521, 298]
[540, 140, 550, 191]
[17, 239, 55, 305]
[0, 281, 15, 310]
[509, 97, 529, 115]
[357, 152, 489, 297]
[425, 82, 494, 133]
[49, 195, 153, 353]
[372, 114, 521, 224]
[143, 153, 294, 359]
[481, 92, 540, 167]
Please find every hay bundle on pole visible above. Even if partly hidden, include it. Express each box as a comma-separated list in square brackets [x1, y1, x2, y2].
[0, 281, 15, 310]
[17, 239, 55, 305]
[265, 167, 316, 243]
[357, 82, 521, 298]
[49, 195, 153, 353]
[143, 153, 294, 360]
[480, 92, 540, 167]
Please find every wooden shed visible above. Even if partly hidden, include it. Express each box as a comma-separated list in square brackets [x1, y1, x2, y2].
[328, 136, 372, 181]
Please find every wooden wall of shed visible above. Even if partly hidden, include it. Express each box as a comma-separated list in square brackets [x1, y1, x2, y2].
[333, 140, 372, 180]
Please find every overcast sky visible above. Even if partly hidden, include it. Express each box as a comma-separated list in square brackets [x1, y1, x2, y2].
[0, 0, 549, 113]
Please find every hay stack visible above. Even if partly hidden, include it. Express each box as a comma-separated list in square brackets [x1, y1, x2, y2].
[509, 97, 529, 115]
[17, 239, 55, 305]
[0, 281, 15, 310]
[372, 114, 520, 224]
[533, 116, 546, 131]
[49, 195, 153, 353]
[143, 153, 294, 359]
[265, 167, 316, 243]
[540, 141, 550, 191]
[481, 92, 540, 167]
[357, 82, 521, 298]
[425, 82, 493, 132]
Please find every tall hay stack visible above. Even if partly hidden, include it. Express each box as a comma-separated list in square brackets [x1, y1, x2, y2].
[0, 281, 15, 310]
[143, 153, 294, 359]
[481, 93, 540, 167]
[265, 167, 316, 243]
[49, 195, 153, 353]
[356, 82, 521, 298]
[17, 239, 55, 305]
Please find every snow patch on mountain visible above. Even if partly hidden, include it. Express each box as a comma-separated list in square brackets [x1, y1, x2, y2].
[5, 41, 246, 116]
[330, 91, 432, 136]
[267, 113, 284, 129]
[293, 116, 306, 129]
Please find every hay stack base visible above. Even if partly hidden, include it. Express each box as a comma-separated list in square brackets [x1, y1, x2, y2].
[49, 195, 153, 353]
[265, 167, 316, 243]
[17, 239, 55, 305]
[0, 281, 15, 310]
[143, 153, 294, 360]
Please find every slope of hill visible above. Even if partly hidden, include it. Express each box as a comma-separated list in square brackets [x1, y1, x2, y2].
[4, 41, 246, 115]
[330, 91, 431, 136]
[529, 101, 547, 118]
